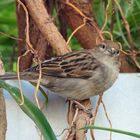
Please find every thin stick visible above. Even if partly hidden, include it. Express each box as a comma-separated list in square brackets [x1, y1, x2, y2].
[65, 0, 93, 21]
[34, 59, 42, 109]
[118, 42, 140, 69]
[132, 56, 140, 69]
[0, 31, 23, 41]
[17, 0, 35, 53]
[64, 108, 79, 140]
[101, 0, 111, 31]
[66, 20, 86, 46]
[90, 95, 103, 140]
[0, 31, 32, 48]
[71, 108, 79, 126]
[64, 0, 104, 43]
[17, 50, 31, 105]
[17, 57, 24, 105]
[101, 100, 112, 140]
[102, 31, 113, 41]
[114, 0, 134, 50]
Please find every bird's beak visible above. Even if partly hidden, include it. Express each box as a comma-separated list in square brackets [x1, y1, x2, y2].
[111, 48, 116, 54]
[108, 48, 115, 55]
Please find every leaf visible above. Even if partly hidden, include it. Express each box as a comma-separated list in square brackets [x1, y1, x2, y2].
[0, 80, 56, 140]
[80, 125, 140, 139]
[30, 82, 48, 104]
[0, 0, 15, 6]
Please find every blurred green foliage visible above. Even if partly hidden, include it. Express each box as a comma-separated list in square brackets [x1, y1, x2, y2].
[0, 0, 17, 71]
[93, 0, 140, 49]
[0, 0, 140, 71]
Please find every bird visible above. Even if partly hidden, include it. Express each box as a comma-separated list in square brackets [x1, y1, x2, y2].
[0, 40, 121, 100]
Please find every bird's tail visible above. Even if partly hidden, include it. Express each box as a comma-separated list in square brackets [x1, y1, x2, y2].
[0, 72, 39, 81]
[0, 72, 24, 80]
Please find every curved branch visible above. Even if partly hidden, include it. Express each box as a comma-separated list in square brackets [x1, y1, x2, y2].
[25, 0, 71, 55]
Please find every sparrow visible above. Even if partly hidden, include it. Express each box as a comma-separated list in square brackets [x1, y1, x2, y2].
[0, 40, 121, 100]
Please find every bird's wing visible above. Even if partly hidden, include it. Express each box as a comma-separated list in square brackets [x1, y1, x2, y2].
[26, 50, 100, 79]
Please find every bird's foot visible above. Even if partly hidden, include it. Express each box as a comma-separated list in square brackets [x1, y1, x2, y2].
[69, 100, 93, 115]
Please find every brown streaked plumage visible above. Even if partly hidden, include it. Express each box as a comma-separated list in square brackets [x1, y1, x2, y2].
[0, 40, 121, 100]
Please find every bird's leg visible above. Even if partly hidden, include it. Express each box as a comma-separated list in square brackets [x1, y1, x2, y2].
[70, 99, 93, 115]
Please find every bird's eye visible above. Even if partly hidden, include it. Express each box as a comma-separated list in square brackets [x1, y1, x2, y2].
[100, 43, 106, 49]
[115, 50, 120, 55]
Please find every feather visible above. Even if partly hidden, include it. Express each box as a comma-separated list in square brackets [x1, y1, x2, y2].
[25, 49, 100, 79]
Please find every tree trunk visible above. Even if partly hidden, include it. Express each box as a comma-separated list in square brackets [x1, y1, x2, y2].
[0, 59, 7, 140]
[16, 0, 53, 71]
[0, 90, 7, 140]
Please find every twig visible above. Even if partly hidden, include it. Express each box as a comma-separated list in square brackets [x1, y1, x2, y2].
[33, 59, 42, 109]
[101, 0, 111, 31]
[17, 57, 24, 105]
[0, 31, 22, 41]
[65, 0, 93, 21]
[101, 100, 112, 140]
[0, 31, 32, 49]
[65, 0, 105, 43]
[110, 1, 115, 33]
[63, 108, 79, 140]
[132, 56, 140, 69]
[71, 108, 79, 126]
[17, 0, 35, 53]
[114, 0, 134, 50]
[66, 19, 86, 47]
[102, 31, 113, 41]
[17, 50, 32, 105]
[118, 42, 140, 69]
[56, 128, 69, 137]
[90, 95, 103, 140]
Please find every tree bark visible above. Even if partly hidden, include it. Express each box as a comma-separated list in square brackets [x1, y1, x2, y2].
[0, 59, 7, 140]
[58, 0, 99, 49]
[16, 0, 53, 71]
[0, 90, 7, 140]
[25, 0, 71, 55]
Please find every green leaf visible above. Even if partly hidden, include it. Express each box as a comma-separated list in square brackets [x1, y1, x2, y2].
[30, 82, 48, 104]
[80, 125, 140, 139]
[0, 0, 15, 6]
[0, 80, 56, 140]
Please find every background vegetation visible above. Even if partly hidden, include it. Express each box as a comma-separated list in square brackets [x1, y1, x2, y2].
[0, 0, 140, 71]
[0, 0, 17, 71]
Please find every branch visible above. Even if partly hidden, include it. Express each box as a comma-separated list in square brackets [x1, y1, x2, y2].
[25, 0, 71, 55]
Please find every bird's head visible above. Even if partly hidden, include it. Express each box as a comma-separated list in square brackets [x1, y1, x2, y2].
[97, 40, 120, 57]
[94, 40, 121, 66]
